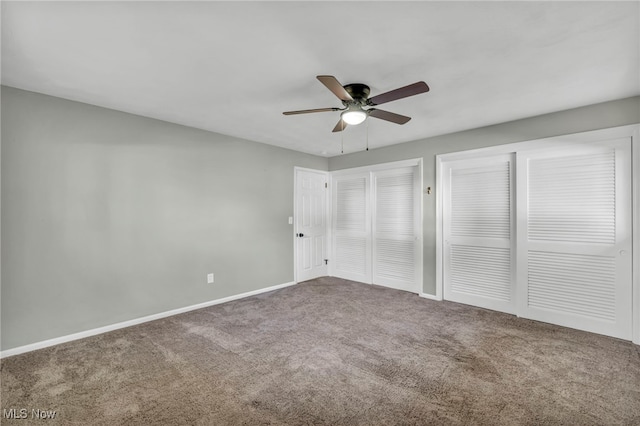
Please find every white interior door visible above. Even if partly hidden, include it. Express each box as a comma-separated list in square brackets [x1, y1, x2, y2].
[331, 172, 371, 283]
[443, 154, 516, 314]
[295, 168, 328, 282]
[517, 138, 632, 339]
[372, 166, 422, 293]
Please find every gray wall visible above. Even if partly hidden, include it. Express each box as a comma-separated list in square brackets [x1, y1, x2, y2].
[329, 96, 640, 296]
[1, 86, 327, 351]
[3, 86, 638, 352]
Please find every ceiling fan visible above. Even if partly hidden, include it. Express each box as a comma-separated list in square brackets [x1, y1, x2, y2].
[283, 75, 430, 132]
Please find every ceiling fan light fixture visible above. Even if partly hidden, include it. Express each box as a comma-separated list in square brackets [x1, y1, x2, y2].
[283, 76, 429, 132]
[341, 108, 367, 125]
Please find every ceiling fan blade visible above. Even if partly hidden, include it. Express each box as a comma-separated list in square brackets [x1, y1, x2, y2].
[283, 107, 340, 115]
[367, 81, 430, 106]
[332, 119, 348, 133]
[317, 75, 353, 102]
[368, 108, 411, 125]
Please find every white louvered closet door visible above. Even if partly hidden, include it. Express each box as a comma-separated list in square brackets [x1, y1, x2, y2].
[517, 139, 632, 339]
[332, 173, 371, 283]
[372, 167, 421, 293]
[443, 154, 516, 314]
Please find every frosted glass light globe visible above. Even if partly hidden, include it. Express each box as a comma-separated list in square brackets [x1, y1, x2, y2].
[341, 109, 367, 125]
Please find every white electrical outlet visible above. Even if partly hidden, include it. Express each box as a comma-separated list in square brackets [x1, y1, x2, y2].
[288, 216, 293, 225]
[207, 273, 214, 284]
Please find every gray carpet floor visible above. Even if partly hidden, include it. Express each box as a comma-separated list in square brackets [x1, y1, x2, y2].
[2, 276, 639, 425]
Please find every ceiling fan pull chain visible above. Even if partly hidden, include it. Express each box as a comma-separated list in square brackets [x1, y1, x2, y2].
[366, 118, 369, 151]
[340, 120, 344, 154]
[341, 120, 344, 154]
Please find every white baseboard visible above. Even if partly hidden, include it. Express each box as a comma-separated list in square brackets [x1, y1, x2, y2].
[419, 292, 442, 301]
[0, 281, 297, 359]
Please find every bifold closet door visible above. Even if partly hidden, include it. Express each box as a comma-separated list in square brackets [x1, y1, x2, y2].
[332, 165, 422, 292]
[372, 167, 421, 293]
[332, 173, 371, 283]
[443, 154, 516, 314]
[517, 139, 632, 339]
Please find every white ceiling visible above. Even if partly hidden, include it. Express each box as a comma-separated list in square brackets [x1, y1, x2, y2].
[2, 1, 639, 157]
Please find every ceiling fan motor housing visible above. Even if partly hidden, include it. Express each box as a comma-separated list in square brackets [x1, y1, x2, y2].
[343, 83, 371, 106]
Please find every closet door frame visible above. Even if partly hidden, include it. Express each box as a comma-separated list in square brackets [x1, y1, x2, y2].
[330, 158, 423, 292]
[436, 124, 640, 344]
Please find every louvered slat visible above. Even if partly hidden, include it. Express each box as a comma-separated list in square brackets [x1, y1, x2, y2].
[528, 251, 616, 321]
[375, 240, 414, 281]
[375, 171, 414, 236]
[528, 150, 615, 244]
[336, 178, 367, 232]
[450, 245, 511, 301]
[451, 161, 511, 239]
[335, 235, 367, 275]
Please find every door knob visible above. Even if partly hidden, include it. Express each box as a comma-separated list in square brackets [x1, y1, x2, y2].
[296, 233, 304, 238]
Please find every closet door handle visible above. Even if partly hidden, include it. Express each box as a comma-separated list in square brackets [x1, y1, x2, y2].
[296, 233, 305, 238]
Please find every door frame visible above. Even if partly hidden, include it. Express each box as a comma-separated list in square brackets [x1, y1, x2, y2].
[436, 124, 640, 344]
[293, 167, 330, 284]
